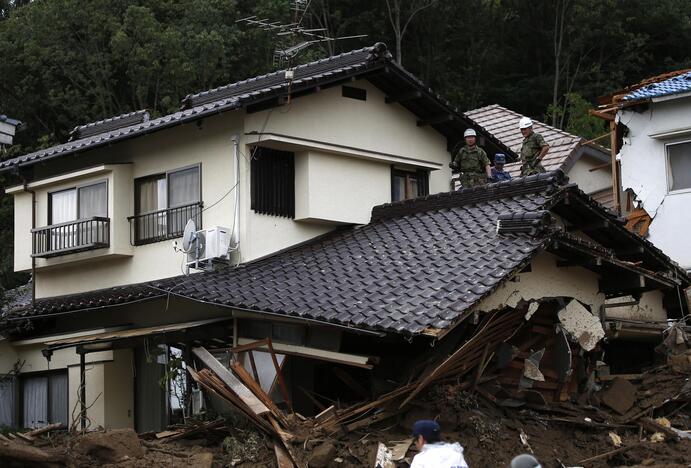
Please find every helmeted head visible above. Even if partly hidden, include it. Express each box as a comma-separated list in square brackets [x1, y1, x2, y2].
[412, 419, 441, 450]
[518, 117, 533, 137]
[464, 128, 477, 146]
[494, 153, 506, 169]
[510, 454, 542, 468]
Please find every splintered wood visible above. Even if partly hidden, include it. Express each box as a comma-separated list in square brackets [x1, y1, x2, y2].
[189, 346, 300, 468]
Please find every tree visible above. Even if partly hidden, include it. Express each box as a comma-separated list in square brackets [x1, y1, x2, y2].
[384, 0, 436, 65]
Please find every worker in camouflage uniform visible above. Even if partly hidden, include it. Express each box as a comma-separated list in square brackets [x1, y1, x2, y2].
[450, 128, 491, 188]
[518, 117, 549, 176]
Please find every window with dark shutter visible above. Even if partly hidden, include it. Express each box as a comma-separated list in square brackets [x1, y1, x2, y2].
[251, 147, 295, 218]
[391, 168, 429, 202]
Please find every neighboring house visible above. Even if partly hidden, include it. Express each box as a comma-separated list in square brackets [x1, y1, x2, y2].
[595, 70, 691, 272]
[0, 115, 22, 147]
[464, 105, 614, 207]
[1, 172, 687, 432]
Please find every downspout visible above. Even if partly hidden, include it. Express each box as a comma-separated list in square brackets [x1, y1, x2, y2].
[230, 135, 241, 258]
[21, 179, 36, 307]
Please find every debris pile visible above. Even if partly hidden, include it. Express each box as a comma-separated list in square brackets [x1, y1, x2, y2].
[1, 298, 689, 467]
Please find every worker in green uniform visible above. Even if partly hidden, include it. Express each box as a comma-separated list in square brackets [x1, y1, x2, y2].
[518, 117, 549, 176]
[450, 128, 491, 188]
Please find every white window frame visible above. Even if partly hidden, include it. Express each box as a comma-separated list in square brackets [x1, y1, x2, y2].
[665, 139, 691, 195]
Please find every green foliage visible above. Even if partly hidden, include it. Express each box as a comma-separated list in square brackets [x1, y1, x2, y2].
[0, 0, 690, 295]
[547, 93, 608, 145]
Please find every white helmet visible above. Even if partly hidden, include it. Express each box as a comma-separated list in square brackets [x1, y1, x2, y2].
[518, 117, 533, 129]
[464, 128, 477, 138]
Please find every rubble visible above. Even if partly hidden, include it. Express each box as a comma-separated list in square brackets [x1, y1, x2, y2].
[3, 300, 690, 467]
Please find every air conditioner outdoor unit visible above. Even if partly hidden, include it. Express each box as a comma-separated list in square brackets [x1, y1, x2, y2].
[187, 226, 231, 267]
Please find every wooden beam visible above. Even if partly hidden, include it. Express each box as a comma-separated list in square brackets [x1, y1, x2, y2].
[192, 346, 271, 416]
[588, 109, 616, 121]
[417, 114, 454, 127]
[599, 274, 646, 295]
[556, 257, 603, 268]
[565, 220, 610, 232]
[385, 90, 422, 104]
[615, 245, 645, 256]
[610, 120, 621, 214]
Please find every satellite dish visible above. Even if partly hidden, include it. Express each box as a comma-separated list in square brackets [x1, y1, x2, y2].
[182, 219, 197, 251]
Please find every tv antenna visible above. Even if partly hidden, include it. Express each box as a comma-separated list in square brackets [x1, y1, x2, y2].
[237, 1, 366, 68]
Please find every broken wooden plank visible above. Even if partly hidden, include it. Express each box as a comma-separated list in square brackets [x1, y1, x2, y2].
[14, 432, 34, 443]
[161, 420, 225, 443]
[25, 423, 64, 438]
[231, 362, 289, 427]
[315, 405, 337, 425]
[192, 346, 270, 416]
[576, 444, 638, 464]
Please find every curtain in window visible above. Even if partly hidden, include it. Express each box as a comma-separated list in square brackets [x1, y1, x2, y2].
[168, 167, 200, 234]
[0, 377, 15, 427]
[168, 167, 200, 207]
[22, 376, 48, 428]
[669, 143, 691, 191]
[136, 177, 167, 240]
[50, 190, 77, 250]
[48, 373, 68, 426]
[78, 182, 107, 218]
[50, 189, 77, 224]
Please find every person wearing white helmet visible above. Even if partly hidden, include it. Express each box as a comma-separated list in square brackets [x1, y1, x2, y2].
[450, 128, 491, 188]
[510, 454, 542, 468]
[518, 117, 549, 176]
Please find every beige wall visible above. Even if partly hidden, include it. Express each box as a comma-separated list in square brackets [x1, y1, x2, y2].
[477, 251, 606, 313]
[604, 291, 667, 322]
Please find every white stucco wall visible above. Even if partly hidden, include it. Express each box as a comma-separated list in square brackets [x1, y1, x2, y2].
[567, 153, 612, 195]
[604, 290, 666, 322]
[294, 150, 392, 224]
[618, 97, 691, 269]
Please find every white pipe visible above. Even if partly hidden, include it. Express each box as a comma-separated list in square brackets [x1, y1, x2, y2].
[231, 134, 240, 253]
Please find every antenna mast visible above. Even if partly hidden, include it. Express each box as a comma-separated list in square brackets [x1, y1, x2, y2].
[237, 0, 366, 69]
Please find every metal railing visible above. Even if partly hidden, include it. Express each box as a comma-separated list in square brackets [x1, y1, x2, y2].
[127, 201, 203, 246]
[32, 217, 110, 258]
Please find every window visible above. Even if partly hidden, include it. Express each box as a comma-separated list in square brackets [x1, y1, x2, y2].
[391, 168, 429, 202]
[21, 372, 68, 428]
[47, 181, 108, 252]
[342, 86, 367, 101]
[251, 147, 295, 218]
[49, 181, 107, 224]
[132, 165, 201, 243]
[667, 141, 691, 192]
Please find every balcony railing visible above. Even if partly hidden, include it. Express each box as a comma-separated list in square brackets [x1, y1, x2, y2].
[127, 202, 203, 246]
[32, 217, 110, 258]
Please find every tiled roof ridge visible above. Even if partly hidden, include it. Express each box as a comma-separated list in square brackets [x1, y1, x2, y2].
[371, 171, 567, 222]
[181, 43, 390, 109]
[69, 109, 150, 141]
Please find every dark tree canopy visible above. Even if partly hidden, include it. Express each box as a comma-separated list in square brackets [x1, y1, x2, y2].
[0, 0, 690, 293]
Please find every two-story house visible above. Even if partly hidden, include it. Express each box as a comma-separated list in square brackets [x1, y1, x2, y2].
[0, 43, 509, 431]
[1, 44, 687, 434]
[595, 70, 691, 272]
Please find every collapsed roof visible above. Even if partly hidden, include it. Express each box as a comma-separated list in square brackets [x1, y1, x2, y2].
[4, 172, 687, 336]
[0, 43, 511, 174]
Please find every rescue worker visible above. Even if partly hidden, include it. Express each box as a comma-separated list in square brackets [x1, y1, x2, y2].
[450, 128, 491, 188]
[410, 420, 469, 468]
[518, 117, 549, 176]
[491, 153, 512, 182]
